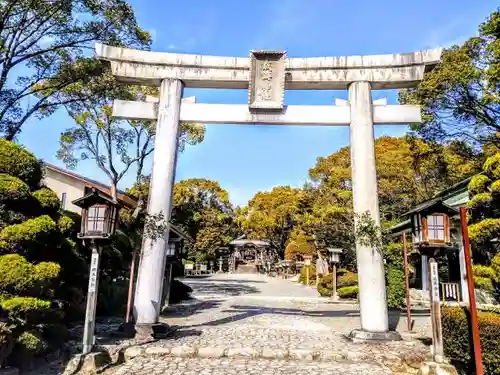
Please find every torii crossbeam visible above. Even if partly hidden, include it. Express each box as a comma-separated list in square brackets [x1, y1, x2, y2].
[95, 43, 441, 339]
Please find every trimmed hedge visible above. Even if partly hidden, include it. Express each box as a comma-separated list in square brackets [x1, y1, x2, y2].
[386, 267, 405, 309]
[442, 306, 500, 375]
[0, 322, 13, 366]
[338, 286, 358, 299]
[0, 215, 57, 250]
[0, 254, 60, 295]
[32, 188, 60, 210]
[0, 140, 42, 189]
[0, 174, 30, 202]
[337, 271, 358, 288]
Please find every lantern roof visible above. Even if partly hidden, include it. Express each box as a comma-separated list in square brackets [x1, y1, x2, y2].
[72, 188, 120, 209]
[403, 198, 457, 217]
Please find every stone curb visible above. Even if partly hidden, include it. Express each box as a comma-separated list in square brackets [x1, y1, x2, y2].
[123, 344, 432, 368]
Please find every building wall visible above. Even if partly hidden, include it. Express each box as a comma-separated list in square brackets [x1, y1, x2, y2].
[44, 168, 86, 214]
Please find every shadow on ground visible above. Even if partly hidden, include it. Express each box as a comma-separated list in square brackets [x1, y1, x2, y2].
[182, 282, 261, 297]
[181, 304, 430, 332]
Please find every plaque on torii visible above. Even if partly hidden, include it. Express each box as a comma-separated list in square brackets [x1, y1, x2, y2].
[248, 50, 286, 111]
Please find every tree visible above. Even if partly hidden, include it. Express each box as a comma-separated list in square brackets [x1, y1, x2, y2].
[171, 178, 236, 261]
[0, 0, 151, 140]
[56, 83, 205, 202]
[399, 9, 500, 148]
[239, 186, 303, 254]
[0, 139, 82, 364]
[467, 153, 500, 261]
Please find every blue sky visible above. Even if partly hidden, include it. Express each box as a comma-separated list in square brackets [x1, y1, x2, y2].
[18, 0, 498, 207]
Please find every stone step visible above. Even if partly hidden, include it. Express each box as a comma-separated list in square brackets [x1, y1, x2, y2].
[122, 342, 430, 372]
[103, 357, 395, 375]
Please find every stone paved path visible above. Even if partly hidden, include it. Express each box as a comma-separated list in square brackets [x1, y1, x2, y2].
[103, 273, 432, 375]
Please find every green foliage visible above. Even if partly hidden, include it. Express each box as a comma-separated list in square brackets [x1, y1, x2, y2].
[0, 0, 151, 139]
[0, 323, 13, 366]
[474, 276, 494, 292]
[468, 175, 491, 195]
[1, 297, 52, 326]
[338, 286, 359, 299]
[0, 254, 60, 297]
[399, 10, 500, 148]
[299, 264, 316, 285]
[442, 307, 500, 375]
[473, 264, 496, 279]
[57, 215, 75, 233]
[467, 192, 492, 209]
[0, 215, 57, 251]
[317, 273, 333, 297]
[0, 174, 30, 202]
[468, 218, 500, 243]
[0, 141, 42, 189]
[492, 252, 500, 283]
[337, 271, 358, 288]
[15, 331, 48, 356]
[386, 267, 405, 309]
[32, 188, 60, 210]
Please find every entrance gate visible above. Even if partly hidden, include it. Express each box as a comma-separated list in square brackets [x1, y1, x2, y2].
[96, 44, 441, 336]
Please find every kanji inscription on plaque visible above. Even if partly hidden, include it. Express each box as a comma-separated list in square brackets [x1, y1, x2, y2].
[248, 50, 286, 110]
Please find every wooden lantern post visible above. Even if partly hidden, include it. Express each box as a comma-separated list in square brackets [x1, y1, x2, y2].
[72, 189, 119, 355]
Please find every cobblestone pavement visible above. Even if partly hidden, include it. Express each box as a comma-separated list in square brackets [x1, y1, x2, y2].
[101, 274, 433, 375]
[107, 357, 394, 375]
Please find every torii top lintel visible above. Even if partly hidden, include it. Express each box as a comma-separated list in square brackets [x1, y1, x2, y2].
[95, 44, 442, 90]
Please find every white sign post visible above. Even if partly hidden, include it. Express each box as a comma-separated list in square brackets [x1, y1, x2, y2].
[429, 258, 444, 363]
[82, 242, 101, 354]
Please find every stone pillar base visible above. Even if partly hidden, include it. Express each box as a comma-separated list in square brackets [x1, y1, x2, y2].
[348, 329, 402, 343]
[134, 323, 173, 340]
[62, 352, 111, 375]
[418, 362, 458, 375]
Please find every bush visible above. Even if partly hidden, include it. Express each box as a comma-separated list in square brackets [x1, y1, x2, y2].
[338, 286, 358, 299]
[1, 297, 52, 326]
[442, 306, 500, 375]
[468, 175, 491, 195]
[386, 267, 405, 309]
[0, 140, 42, 189]
[317, 273, 333, 297]
[474, 276, 494, 292]
[15, 330, 48, 356]
[492, 252, 500, 283]
[473, 265, 496, 279]
[337, 271, 358, 288]
[0, 215, 57, 250]
[57, 215, 75, 233]
[0, 174, 30, 202]
[0, 254, 60, 296]
[298, 264, 316, 285]
[32, 188, 60, 210]
[0, 322, 13, 367]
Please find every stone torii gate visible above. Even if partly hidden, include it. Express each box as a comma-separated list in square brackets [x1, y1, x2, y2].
[96, 44, 441, 338]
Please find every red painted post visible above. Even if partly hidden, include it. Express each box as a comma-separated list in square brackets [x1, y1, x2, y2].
[459, 207, 484, 375]
[403, 232, 412, 331]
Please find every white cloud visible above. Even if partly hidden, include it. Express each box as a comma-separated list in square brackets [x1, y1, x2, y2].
[167, 43, 177, 50]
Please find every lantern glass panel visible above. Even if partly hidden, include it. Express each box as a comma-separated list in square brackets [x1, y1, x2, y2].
[427, 214, 446, 241]
[86, 205, 108, 235]
[166, 243, 176, 256]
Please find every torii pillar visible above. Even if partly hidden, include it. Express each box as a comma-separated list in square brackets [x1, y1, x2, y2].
[96, 44, 442, 339]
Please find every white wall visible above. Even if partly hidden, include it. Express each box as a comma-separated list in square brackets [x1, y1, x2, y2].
[44, 169, 86, 214]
